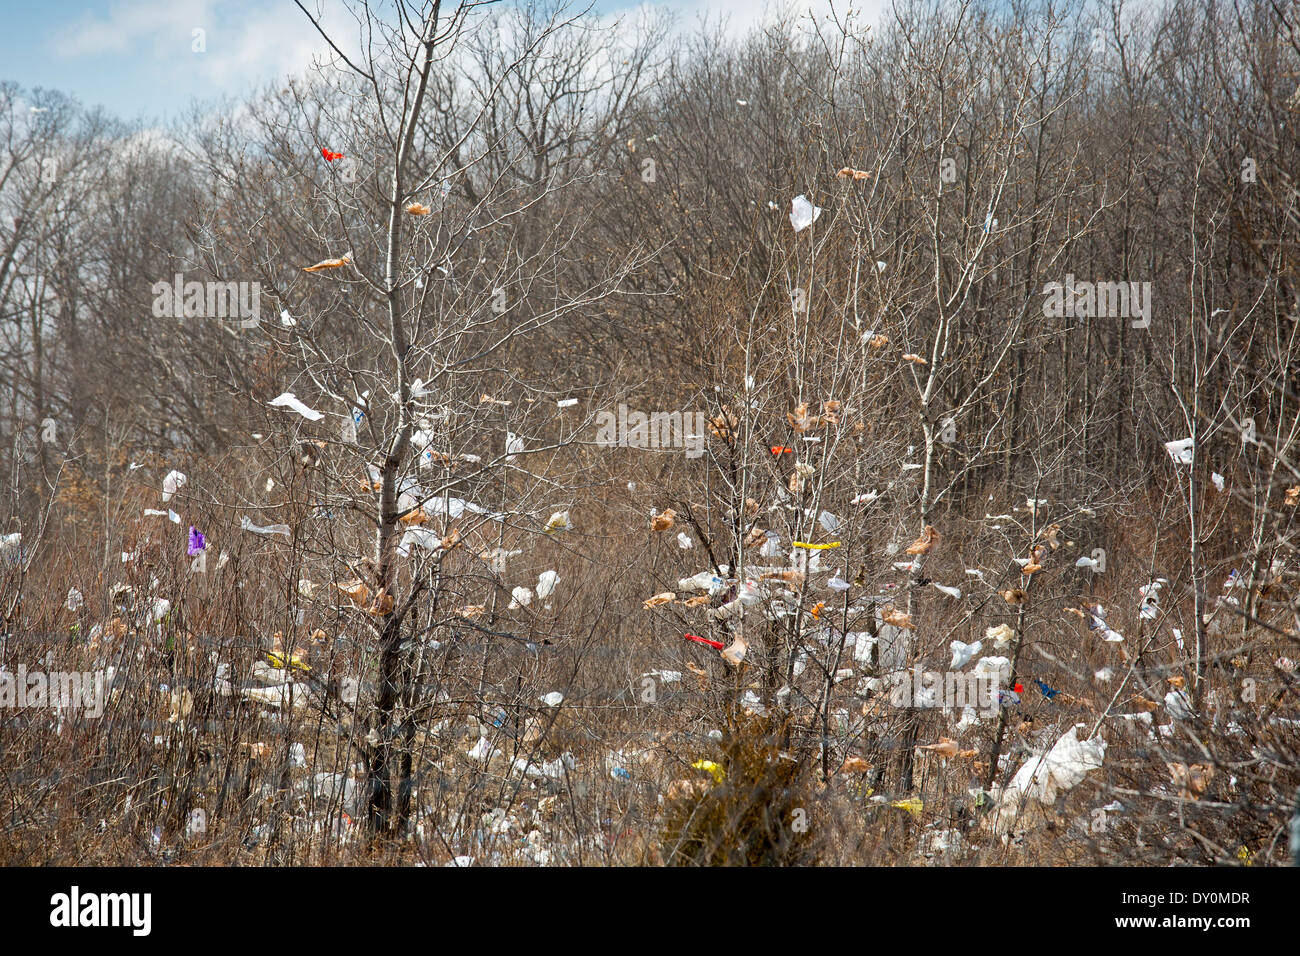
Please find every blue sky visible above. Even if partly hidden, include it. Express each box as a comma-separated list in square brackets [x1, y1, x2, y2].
[0, 0, 873, 122]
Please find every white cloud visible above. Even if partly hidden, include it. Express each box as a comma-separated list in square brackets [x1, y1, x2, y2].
[48, 0, 894, 117]
[191, 3, 361, 89]
[53, 0, 360, 101]
[58, 0, 215, 58]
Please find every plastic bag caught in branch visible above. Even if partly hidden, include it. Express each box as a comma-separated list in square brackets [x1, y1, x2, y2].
[679, 570, 727, 594]
[1163, 438, 1194, 465]
[302, 254, 351, 272]
[161, 470, 187, 502]
[240, 516, 291, 537]
[789, 194, 822, 232]
[949, 640, 982, 668]
[481, 548, 522, 574]
[397, 526, 443, 557]
[1000, 724, 1106, 807]
[721, 634, 748, 666]
[269, 392, 324, 421]
[651, 509, 676, 531]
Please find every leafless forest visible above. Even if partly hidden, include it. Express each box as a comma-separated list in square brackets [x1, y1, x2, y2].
[2, 0, 1300, 867]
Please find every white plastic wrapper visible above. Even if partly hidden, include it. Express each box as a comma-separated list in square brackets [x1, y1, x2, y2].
[789, 194, 823, 232]
[161, 470, 187, 502]
[269, 392, 324, 421]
